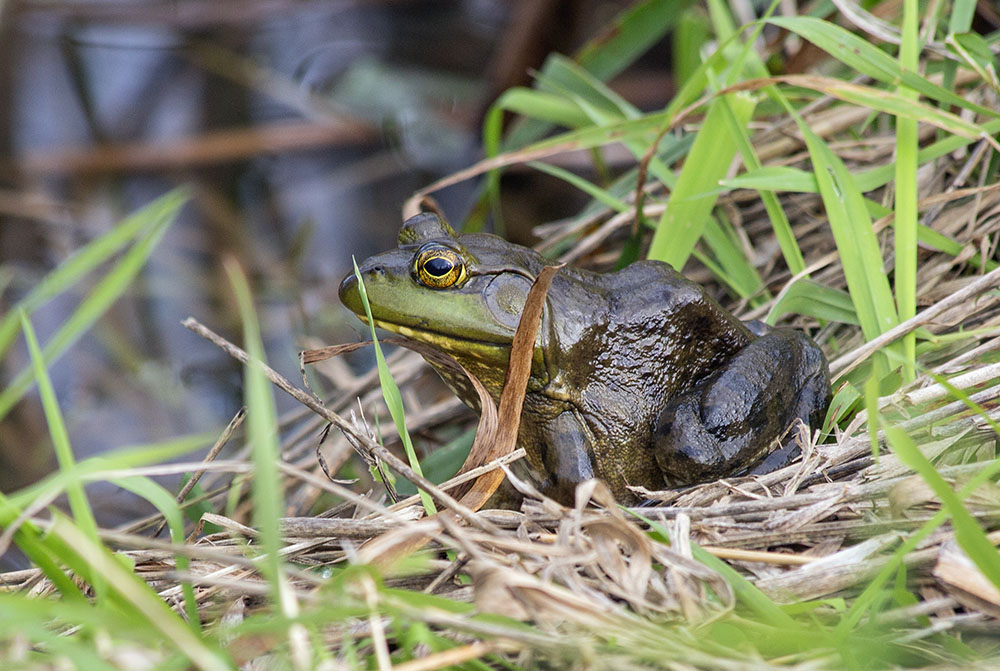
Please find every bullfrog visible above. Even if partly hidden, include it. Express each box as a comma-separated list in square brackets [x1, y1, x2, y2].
[339, 213, 830, 504]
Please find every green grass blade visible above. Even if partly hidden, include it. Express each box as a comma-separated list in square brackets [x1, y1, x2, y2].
[224, 258, 285, 602]
[673, 7, 711, 87]
[48, 515, 230, 671]
[949, 0, 977, 31]
[766, 280, 858, 326]
[0, 492, 86, 600]
[767, 16, 999, 119]
[947, 32, 1000, 93]
[0, 191, 187, 421]
[528, 161, 629, 213]
[20, 311, 104, 600]
[489, 88, 592, 128]
[352, 258, 436, 515]
[5, 432, 216, 511]
[0, 189, 186, 360]
[722, 97, 805, 276]
[648, 92, 756, 268]
[112, 475, 201, 629]
[535, 54, 638, 120]
[784, 76, 991, 143]
[699, 215, 765, 301]
[574, 0, 692, 81]
[895, 0, 920, 381]
[790, 109, 900, 371]
[884, 426, 1000, 590]
[727, 117, 1000, 195]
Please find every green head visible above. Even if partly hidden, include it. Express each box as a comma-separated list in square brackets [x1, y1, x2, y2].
[339, 213, 549, 395]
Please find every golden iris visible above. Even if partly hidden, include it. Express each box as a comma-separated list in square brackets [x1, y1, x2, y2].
[414, 244, 466, 288]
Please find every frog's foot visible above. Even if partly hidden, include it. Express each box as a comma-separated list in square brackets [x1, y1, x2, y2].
[651, 329, 829, 484]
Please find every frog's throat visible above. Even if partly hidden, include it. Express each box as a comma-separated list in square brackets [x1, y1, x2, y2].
[362, 315, 510, 363]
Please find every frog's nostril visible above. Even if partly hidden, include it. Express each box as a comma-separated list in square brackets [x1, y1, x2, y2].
[367, 264, 386, 277]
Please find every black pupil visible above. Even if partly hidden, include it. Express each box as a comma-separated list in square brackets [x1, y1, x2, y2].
[424, 256, 454, 277]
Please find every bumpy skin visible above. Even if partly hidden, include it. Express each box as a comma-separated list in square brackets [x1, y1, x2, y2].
[339, 214, 830, 504]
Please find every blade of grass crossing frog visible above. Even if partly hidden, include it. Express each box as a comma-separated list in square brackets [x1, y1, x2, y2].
[895, 0, 920, 382]
[648, 92, 756, 269]
[462, 265, 562, 507]
[48, 516, 231, 671]
[0, 188, 188, 360]
[355, 269, 555, 568]
[352, 258, 436, 516]
[793, 114, 900, 376]
[394, 428, 475, 498]
[112, 475, 201, 629]
[767, 16, 1000, 120]
[20, 311, 105, 601]
[224, 258, 287, 601]
[0, 192, 185, 422]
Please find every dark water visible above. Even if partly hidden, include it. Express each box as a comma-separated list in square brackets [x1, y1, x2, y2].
[0, 0, 650, 537]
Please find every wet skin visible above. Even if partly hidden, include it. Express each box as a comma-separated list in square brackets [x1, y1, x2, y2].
[339, 213, 830, 504]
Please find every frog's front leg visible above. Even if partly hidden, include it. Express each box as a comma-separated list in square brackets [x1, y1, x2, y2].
[651, 329, 829, 484]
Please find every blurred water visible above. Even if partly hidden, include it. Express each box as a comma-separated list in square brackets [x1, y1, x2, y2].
[0, 0, 505, 526]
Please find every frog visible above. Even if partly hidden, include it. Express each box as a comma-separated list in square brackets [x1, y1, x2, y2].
[339, 213, 830, 504]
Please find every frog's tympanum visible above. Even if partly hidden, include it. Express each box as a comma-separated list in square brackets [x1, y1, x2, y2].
[340, 213, 830, 504]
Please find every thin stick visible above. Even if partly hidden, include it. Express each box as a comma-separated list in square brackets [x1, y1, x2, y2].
[699, 546, 816, 566]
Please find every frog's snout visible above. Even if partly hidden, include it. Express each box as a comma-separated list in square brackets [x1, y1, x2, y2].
[338, 271, 361, 314]
[339, 262, 387, 315]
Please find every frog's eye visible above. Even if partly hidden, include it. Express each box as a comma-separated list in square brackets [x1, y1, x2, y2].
[414, 244, 467, 289]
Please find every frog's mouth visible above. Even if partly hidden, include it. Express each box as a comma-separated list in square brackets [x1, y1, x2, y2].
[358, 314, 511, 363]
